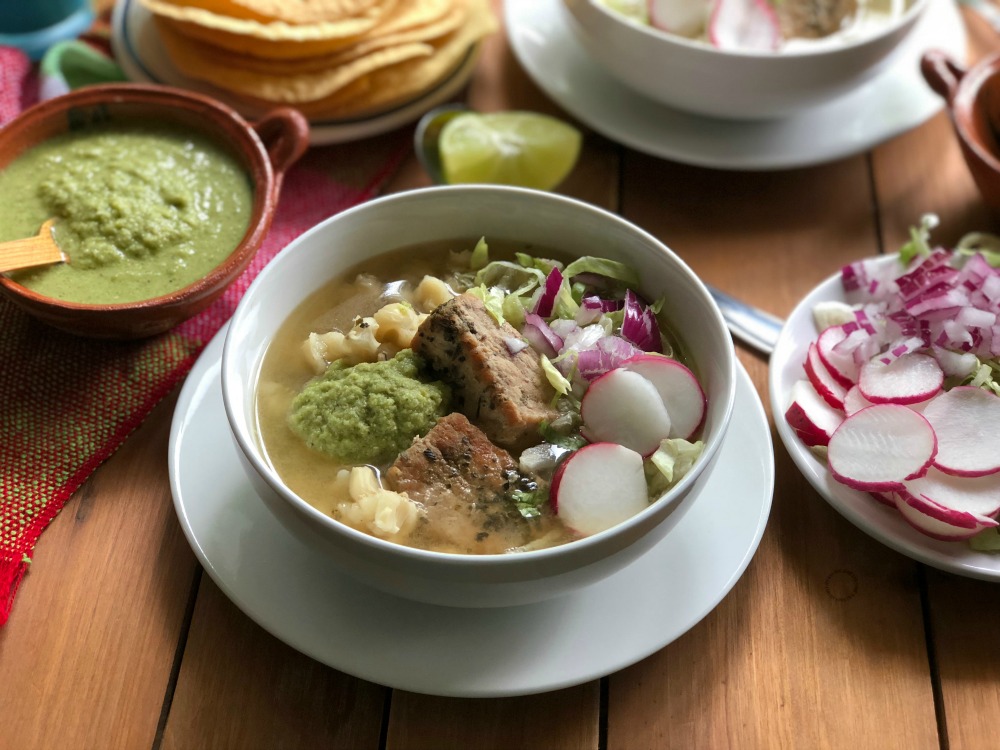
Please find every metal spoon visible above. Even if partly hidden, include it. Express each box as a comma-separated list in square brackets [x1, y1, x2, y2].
[413, 106, 785, 355]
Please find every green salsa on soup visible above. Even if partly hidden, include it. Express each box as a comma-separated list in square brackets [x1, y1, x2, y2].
[0, 122, 253, 304]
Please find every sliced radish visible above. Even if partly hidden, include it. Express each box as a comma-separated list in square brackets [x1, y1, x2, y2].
[621, 354, 706, 439]
[899, 466, 1000, 520]
[707, 0, 782, 51]
[869, 491, 896, 507]
[817, 325, 860, 388]
[784, 379, 843, 447]
[827, 404, 937, 491]
[648, 0, 712, 36]
[922, 386, 1000, 477]
[580, 368, 671, 456]
[843, 385, 873, 416]
[551, 443, 649, 536]
[857, 352, 944, 405]
[804, 342, 847, 410]
[894, 492, 999, 541]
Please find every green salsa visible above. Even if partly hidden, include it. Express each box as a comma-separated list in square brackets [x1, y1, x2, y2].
[288, 349, 451, 465]
[0, 122, 253, 304]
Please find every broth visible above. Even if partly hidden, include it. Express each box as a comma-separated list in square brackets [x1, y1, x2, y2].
[255, 239, 695, 555]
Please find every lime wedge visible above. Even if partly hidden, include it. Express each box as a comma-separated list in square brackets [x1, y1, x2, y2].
[438, 111, 582, 191]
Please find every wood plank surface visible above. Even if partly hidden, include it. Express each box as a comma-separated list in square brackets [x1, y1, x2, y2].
[0, 395, 197, 750]
[606, 151, 940, 748]
[870, 13, 1000, 750]
[4, 2, 1000, 749]
[377, 13, 612, 748]
[160, 578, 386, 750]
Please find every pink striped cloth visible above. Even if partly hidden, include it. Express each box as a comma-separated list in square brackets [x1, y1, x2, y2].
[0, 46, 409, 624]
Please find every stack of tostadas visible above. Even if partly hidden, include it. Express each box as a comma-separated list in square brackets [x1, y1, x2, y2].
[139, 0, 497, 119]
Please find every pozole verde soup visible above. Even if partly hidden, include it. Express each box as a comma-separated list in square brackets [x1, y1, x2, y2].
[255, 239, 709, 554]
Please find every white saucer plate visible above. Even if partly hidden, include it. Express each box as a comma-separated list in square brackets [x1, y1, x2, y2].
[505, 0, 966, 171]
[109, 0, 478, 145]
[169, 326, 774, 697]
[769, 255, 1000, 581]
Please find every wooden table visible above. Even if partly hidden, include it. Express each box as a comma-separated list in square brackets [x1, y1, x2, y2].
[3, 3, 1000, 748]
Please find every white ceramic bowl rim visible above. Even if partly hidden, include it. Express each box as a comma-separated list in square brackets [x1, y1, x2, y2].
[587, 0, 929, 59]
[222, 185, 736, 569]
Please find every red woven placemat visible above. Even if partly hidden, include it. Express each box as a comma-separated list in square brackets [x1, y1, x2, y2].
[0, 47, 409, 624]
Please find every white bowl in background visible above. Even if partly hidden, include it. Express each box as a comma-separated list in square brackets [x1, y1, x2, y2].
[221, 185, 737, 607]
[561, 0, 929, 120]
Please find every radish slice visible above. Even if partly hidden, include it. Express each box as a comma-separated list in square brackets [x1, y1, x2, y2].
[827, 404, 937, 491]
[649, 0, 712, 36]
[817, 325, 860, 388]
[622, 354, 706, 439]
[894, 492, 999, 541]
[707, 0, 782, 51]
[784, 379, 843, 447]
[899, 466, 1000, 520]
[922, 386, 1000, 477]
[857, 352, 944, 405]
[869, 491, 896, 507]
[843, 385, 873, 416]
[581, 368, 671, 456]
[551, 443, 649, 536]
[805, 342, 847, 410]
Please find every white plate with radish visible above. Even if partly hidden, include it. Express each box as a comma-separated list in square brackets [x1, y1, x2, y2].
[770, 247, 1000, 581]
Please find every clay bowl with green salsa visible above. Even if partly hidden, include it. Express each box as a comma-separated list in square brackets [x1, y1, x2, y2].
[0, 83, 308, 339]
[221, 185, 738, 608]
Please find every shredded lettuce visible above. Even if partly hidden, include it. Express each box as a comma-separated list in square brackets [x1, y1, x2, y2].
[515, 251, 564, 275]
[644, 438, 704, 495]
[562, 256, 641, 287]
[475, 261, 546, 296]
[502, 293, 527, 330]
[470, 236, 489, 271]
[955, 232, 1000, 267]
[964, 357, 1000, 396]
[540, 354, 572, 396]
[467, 284, 507, 326]
[898, 213, 940, 265]
[553, 277, 580, 319]
[969, 527, 1000, 552]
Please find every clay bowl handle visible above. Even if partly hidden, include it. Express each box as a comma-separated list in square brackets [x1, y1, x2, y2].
[252, 108, 310, 196]
[920, 50, 967, 103]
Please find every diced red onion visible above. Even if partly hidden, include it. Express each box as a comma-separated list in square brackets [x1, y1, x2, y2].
[521, 313, 563, 358]
[620, 289, 663, 353]
[560, 323, 607, 355]
[533, 267, 563, 317]
[905, 288, 969, 316]
[576, 337, 644, 381]
[548, 318, 579, 340]
[504, 337, 529, 355]
[581, 295, 624, 312]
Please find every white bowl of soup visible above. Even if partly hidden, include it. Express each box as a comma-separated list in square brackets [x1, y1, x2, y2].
[561, 0, 927, 119]
[222, 185, 736, 607]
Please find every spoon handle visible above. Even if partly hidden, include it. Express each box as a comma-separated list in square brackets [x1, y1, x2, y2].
[0, 220, 64, 273]
[708, 285, 784, 356]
